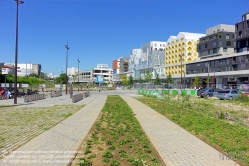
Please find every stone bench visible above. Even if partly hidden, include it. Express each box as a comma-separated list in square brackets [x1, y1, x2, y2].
[72, 93, 83, 103]
[83, 91, 91, 98]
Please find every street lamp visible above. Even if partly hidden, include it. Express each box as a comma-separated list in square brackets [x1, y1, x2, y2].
[77, 56, 80, 92]
[14, 0, 24, 104]
[180, 53, 183, 89]
[65, 38, 70, 94]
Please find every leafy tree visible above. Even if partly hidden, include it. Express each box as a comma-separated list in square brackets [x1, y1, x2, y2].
[144, 70, 152, 89]
[193, 75, 200, 88]
[128, 75, 134, 86]
[40, 72, 49, 80]
[154, 74, 160, 86]
[138, 76, 144, 89]
[54, 73, 68, 84]
[166, 74, 173, 84]
[144, 70, 152, 83]
[29, 73, 39, 78]
[121, 75, 128, 86]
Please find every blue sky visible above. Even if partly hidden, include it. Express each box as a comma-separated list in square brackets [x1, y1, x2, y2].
[1, 0, 249, 75]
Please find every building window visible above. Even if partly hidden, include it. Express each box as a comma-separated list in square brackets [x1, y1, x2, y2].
[226, 34, 230, 39]
[223, 48, 227, 52]
[154, 44, 157, 47]
[213, 42, 216, 47]
[199, 45, 201, 49]
[205, 44, 207, 48]
[239, 31, 242, 38]
[232, 34, 234, 39]
[219, 41, 222, 46]
[213, 48, 217, 54]
[226, 41, 231, 46]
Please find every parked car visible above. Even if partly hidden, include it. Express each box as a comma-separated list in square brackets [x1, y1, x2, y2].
[217, 89, 240, 100]
[197, 88, 206, 96]
[213, 89, 223, 97]
[200, 88, 215, 98]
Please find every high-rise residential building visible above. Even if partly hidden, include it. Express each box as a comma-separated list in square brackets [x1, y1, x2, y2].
[197, 24, 235, 59]
[235, 11, 249, 53]
[139, 41, 166, 78]
[165, 32, 205, 84]
[129, 49, 142, 79]
[120, 57, 129, 73]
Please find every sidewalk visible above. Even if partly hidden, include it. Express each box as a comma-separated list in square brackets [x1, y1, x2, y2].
[0, 92, 107, 166]
[120, 94, 238, 166]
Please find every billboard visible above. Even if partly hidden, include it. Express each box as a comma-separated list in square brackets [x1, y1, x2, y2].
[96, 76, 104, 83]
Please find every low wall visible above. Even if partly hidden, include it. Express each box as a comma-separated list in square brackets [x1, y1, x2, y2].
[51, 92, 62, 98]
[137, 89, 197, 96]
[24, 94, 46, 103]
[72, 93, 83, 103]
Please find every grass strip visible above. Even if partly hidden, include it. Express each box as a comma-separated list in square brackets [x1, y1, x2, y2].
[75, 95, 163, 166]
[136, 96, 249, 166]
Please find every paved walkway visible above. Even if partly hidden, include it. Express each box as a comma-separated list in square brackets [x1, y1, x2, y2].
[120, 94, 238, 166]
[0, 92, 107, 166]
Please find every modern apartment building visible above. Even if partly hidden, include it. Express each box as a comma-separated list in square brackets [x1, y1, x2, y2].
[186, 52, 249, 88]
[138, 41, 166, 79]
[165, 32, 205, 84]
[197, 24, 235, 59]
[128, 49, 142, 79]
[235, 11, 249, 53]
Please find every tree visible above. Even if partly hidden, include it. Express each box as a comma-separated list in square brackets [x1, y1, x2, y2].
[144, 70, 152, 89]
[54, 73, 68, 84]
[138, 76, 144, 89]
[29, 73, 39, 78]
[166, 74, 173, 84]
[40, 72, 49, 80]
[121, 75, 128, 86]
[193, 75, 200, 88]
[128, 75, 134, 87]
[154, 74, 160, 88]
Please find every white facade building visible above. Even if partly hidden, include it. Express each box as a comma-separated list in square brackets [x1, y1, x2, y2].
[4, 63, 41, 76]
[92, 64, 113, 83]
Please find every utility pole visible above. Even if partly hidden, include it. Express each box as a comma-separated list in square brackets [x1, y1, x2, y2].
[65, 38, 70, 94]
[207, 63, 210, 88]
[77, 55, 80, 92]
[180, 53, 183, 89]
[14, 0, 24, 104]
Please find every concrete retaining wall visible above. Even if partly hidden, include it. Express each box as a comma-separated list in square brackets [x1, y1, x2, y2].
[24, 94, 46, 103]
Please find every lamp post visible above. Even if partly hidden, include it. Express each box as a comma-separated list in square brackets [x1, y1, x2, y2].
[65, 38, 70, 94]
[77, 56, 80, 92]
[180, 53, 183, 89]
[14, 0, 24, 104]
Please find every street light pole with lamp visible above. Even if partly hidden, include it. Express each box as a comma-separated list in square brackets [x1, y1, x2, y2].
[14, 0, 24, 104]
[65, 38, 70, 94]
[77, 56, 80, 92]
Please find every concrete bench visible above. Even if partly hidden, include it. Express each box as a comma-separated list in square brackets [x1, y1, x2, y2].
[51, 92, 62, 98]
[83, 91, 91, 98]
[72, 93, 83, 103]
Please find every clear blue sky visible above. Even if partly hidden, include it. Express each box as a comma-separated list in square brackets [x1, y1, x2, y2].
[1, 0, 249, 75]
